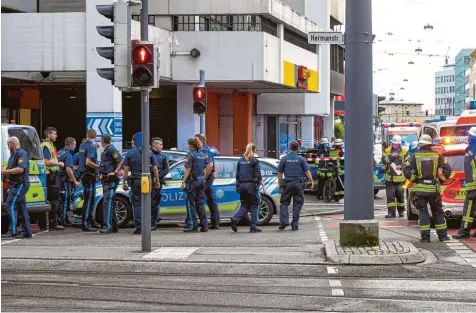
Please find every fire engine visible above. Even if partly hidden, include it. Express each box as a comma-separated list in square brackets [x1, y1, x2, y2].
[381, 122, 421, 149]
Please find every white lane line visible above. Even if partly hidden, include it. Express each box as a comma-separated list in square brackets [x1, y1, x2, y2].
[442, 236, 476, 267]
[1, 229, 49, 245]
[329, 280, 342, 287]
[331, 288, 344, 296]
[327, 266, 338, 274]
[314, 216, 329, 242]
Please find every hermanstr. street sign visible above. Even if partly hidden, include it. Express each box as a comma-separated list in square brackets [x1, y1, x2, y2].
[308, 32, 344, 45]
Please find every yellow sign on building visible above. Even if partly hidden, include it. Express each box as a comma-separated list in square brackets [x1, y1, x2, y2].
[283, 61, 319, 92]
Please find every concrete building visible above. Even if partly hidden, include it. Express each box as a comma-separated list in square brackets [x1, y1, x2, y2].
[454, 49, 473, 115]
[434, 65, 455, 116]
[470, 49, 476, 103]
[1, 0, 345, 157]
[379, 100, 432, 124]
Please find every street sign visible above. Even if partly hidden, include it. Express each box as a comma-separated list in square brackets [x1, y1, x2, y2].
[308, 32, 344, 45]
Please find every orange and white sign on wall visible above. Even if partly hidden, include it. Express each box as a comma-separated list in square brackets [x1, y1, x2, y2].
[283, 61, 319, 92]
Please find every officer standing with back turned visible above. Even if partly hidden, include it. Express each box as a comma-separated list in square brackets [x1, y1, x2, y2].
[403, 134, 451, 242]
[151, 137, 169, 230]
[278, 141, 314, 231]
[99, 134, 123, 234]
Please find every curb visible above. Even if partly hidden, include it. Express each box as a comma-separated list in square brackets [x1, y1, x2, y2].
[325, 240, 426, 265]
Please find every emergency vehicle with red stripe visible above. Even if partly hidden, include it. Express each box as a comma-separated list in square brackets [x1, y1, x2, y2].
[381, 122, 420, 149]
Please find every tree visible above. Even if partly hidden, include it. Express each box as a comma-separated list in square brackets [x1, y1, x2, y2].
[335, 123, 345, 139]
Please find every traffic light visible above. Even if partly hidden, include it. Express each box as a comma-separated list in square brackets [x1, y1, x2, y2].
[131, 41, 157, 87]
[95, 0, 133, 88]
[193, 86, 207, 114]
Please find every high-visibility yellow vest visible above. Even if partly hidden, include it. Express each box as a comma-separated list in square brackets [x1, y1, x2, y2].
[41, 140, 59, 174]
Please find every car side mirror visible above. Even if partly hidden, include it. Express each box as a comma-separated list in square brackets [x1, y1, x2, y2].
[164, 173, 172, 180]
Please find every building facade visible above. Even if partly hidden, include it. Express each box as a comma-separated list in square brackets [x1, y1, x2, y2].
[470, 49, 476, 104]
[434, 65, 455, 116]
[455, 49, 473, 115]
[379, 100, 432, 124]
[1, 0, 345, 157]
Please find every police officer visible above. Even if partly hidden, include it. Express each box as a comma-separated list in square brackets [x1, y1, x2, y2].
[231, 143, 266, 233]
[98, 134, 123, 234]
[78, 129, 101, 231]
[123, 132, 159, 234]
[454, 127, 476, 239]
[1, 137, 32, 238]
[382, 134, 408, 218]
[195, 133, 221, 229]
[57, 137, 81, 227]
[278, 141, 314, 231]
[41, 127, 65, 230]
[151, 137, 169, 230]
[181, 137, 212, 232]
[403, 134, 451, 242]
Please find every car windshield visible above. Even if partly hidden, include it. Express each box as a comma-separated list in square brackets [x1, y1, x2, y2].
[7, 127, 43, 160]
[398, 133, 418, 146]
[446, 154, 465, 171]
[441, 126, 474, 137]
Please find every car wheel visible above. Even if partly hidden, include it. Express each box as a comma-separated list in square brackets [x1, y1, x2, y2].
[406, 190, 418, 221]
[245, 195, 275, 226]
[114, 196, 132, 228]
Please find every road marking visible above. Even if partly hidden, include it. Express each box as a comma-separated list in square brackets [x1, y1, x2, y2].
[314, 217, 329, 242]
[327, 266, 338, 274]
[329, 279, 342, 287]
[440, 234, 476, 267]
[331, 288, 344, 296]
[1, 230, 48, 245]
[142, 247, 199, 260]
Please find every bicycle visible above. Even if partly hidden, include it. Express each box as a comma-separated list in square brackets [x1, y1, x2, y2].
[322, 162, 344, 203]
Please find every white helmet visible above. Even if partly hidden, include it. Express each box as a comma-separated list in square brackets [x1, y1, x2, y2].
[391, 135, 402, 145]
[410, 141, 419, 150]
[320, 138, 329, 144]
[469, 127, 476, 138]
[418, 134, 433, 146]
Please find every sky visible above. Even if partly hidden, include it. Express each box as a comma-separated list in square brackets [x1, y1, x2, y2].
[371, 0, 476, 111]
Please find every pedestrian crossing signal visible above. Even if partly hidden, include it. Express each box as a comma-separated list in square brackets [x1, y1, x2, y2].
[193, 87, 207, 114]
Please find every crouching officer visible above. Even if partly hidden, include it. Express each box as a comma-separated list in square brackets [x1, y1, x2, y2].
[231, 143, 266, 233]
[403, 134, 451, 242]
[123, 132, 159, 234]
[99, 134, 123, 234]
[151, 137, 169, 230]
[181, 137, 212, 232]
[454, 127, 476, 239]
[278, 141, 314, 231]
[1, 137, 32, 238]
[57, 137, 81, 226]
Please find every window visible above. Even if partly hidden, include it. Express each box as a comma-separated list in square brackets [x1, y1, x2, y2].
[423, 127, 437, 139]
[168, 161, 186, 180]
[8, 127, 43, 160]
[215, 159, 237, 179]
[260, 161, 278, 178]
[284, 28, 316, 54]
[173, 15, 196, 31]
[131, 14, 156, 26]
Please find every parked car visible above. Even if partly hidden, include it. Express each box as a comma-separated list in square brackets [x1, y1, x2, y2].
[1, 124, 51, 233]
[70, 156, 281, 227]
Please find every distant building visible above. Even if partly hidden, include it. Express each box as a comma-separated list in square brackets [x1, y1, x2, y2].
[378, 100, 433, 124]
[455, 49, 473, 115]
[435, 64, 455, 116]
[469, 49, 476, 104]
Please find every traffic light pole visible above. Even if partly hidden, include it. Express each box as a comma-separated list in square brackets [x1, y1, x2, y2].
[199, 69, 206, 134]
[340, 0, 379, 246]
[140, 0, 152, 252]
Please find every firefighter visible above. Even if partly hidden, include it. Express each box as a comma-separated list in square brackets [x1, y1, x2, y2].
[329, 138, 345, 203]
[403, 134, 451, 242]
[454, 127, 476, 239]
[315, 138, 331, 200]
[381, 135, 407, 218]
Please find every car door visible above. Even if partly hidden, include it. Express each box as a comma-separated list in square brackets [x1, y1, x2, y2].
[159, 160, 188, 219]
[211, 157, 241, 219]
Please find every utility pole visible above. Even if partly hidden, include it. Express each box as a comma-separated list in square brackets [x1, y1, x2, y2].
[199, 69, 206, 134]
[140, 0, 151, 252]
[340, 0, 379, 246]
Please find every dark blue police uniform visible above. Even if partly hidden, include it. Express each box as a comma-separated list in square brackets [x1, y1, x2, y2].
[5, 148, 31, 237]
[232, 156, 263, 232]
[99, 144, 123, 233]
[123, 147, 157, 232]
[151, 149, 169, 229]
[202, 145, 220, 227]
[77, 140, 98, 230]
[184, 151, 209, 231]
[278, 152, 310, 230]
[57, 147, 74, 226]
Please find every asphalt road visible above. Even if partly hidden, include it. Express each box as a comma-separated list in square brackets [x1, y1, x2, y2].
[2, 190, 476, 312]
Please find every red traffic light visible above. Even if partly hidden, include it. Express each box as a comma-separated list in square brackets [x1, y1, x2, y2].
[194, 87, 206, 100]
[134, 46, 151, 64]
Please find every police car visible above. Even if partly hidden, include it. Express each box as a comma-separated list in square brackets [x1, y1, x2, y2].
[1, 124, 51, 234]
[71, 156, 281, 227]
[406, 137, 467, 221]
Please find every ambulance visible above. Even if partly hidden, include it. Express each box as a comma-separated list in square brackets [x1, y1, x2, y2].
[381, 122, 421, 150]
[421, 109, 476, 144]
[406, 139, 467, 221]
